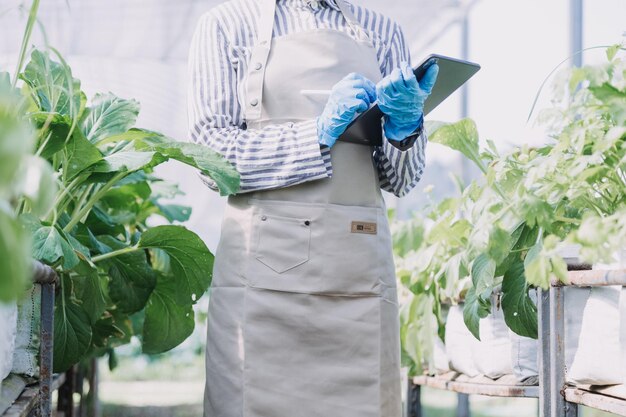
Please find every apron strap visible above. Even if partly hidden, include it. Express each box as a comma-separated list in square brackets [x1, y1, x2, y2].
[245, 0, 370, 122]
[245, 0, 277, 121]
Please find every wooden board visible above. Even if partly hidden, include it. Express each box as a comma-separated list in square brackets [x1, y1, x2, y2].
[2, 374, 66, 417]
[0, 376, 27, 415]
[565, 387, 626, 416]
[413, 372, 539, 398]
[555, 269, 626, 287]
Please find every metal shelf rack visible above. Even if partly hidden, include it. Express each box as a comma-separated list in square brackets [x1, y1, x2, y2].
[1, 262, 74, 417]
[407, 268, 626, 417]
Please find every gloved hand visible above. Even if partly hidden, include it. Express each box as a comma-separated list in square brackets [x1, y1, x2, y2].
[317, 73, 376, 148]
[376, 61, 439, 141]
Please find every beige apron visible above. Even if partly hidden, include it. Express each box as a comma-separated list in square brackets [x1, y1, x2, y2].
[204, 1, 401, 416]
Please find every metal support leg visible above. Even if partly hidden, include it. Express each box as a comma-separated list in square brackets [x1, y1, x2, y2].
[39, 282, 55, 417]
[538, 288, 551, 417]
[58, 366, 76, 417]
[456, 393, 470, 417]
[84, 359, 100, 417]
[550, 286, 578, 417]
[569, 0, 584, 67]
[406, 380, 422, 417]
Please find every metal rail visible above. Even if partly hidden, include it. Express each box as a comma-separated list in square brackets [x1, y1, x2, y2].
[2, 261, 74, 417]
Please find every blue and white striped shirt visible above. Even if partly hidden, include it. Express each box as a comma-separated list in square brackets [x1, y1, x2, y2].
[188, 0, 427, 197]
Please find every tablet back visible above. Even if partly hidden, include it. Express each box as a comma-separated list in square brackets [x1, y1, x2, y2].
[339, 54, 481, 146]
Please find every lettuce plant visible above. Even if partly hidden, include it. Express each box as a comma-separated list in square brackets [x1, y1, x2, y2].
[396, 43, 626, 374]
[1, 0, 240, 372]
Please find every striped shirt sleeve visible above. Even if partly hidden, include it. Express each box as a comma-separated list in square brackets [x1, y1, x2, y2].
[187, 11, 331, 194]
[373, 21, 427, 197]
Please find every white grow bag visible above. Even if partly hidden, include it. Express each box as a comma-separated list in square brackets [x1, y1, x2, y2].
[12, 285, 41, 378]
[567, 286, 626, 386]
[508, 287, 590, 383]
[445, 300, 514, 379]
[445, 305, 480, 377]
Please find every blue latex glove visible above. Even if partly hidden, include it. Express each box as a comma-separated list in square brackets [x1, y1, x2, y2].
[317, 73, 377, 148]
[376, 62, 439, 141]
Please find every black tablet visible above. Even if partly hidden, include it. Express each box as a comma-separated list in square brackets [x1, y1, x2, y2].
[338, 54, 481, 146]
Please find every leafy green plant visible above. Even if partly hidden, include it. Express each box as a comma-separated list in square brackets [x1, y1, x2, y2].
[2, 0, 240, 372]
[395, 43, 626, 374]
[0, 72, 56, 302]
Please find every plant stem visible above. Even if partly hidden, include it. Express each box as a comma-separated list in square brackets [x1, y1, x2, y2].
[555, 216, 581, 225]
[47, 175, 83, 221]
[91, 246, 139, 263]
[63, 172, 126, 232]
[70, 183, 95, 219]
[12, 0, 40, 86]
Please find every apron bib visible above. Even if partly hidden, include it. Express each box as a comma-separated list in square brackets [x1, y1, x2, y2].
[204, 1, 401, 416]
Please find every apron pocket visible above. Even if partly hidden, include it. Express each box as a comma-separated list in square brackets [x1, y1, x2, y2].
[255, 213, 311, 274]
[246, 200, 387, 295]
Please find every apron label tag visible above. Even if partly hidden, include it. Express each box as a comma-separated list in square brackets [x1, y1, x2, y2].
[351, 221, 377, 235]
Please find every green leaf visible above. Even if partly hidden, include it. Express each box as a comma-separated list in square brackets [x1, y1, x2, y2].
[85, 206, 125, 237]
[98, 236, 156, 314]
[471, 253, 497, 300]
[53, 277, 92, 372]
[138, 225, 213, 303]
[487, 226, 512, 264]
[17, 155, 57, 217]
[91, 316, 125, 348]
[589, 83, 626, 102]
[132, 130, 240, 196]
[0, 210, 30, 302]
[0, 77, 33, 185]
[495, 250, 522, 278]
[65, 130, 103, 180]
[501, 262, 538, 339]
[80, 93, 140, 143]
[428, 118, 484, 172]
[66, 233, 91, 259]
[91, 151, 167, 174]
[153, 202, 192, 223]
[392, 217, 424, 257]
[463, 286, 491, 340]
[31, 112, 72, 158]
[400, 293, 438, 374]
[73, 261, 107, 325]
[524, 241, 550, 289]
[606, 44, 621, 61]
[142, 274, 195, 354]
[32, 225, 79, 270]
[21, 50, 82, 118]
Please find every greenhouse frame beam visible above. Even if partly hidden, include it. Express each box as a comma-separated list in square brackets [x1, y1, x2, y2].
[570, 0, 583, 67]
